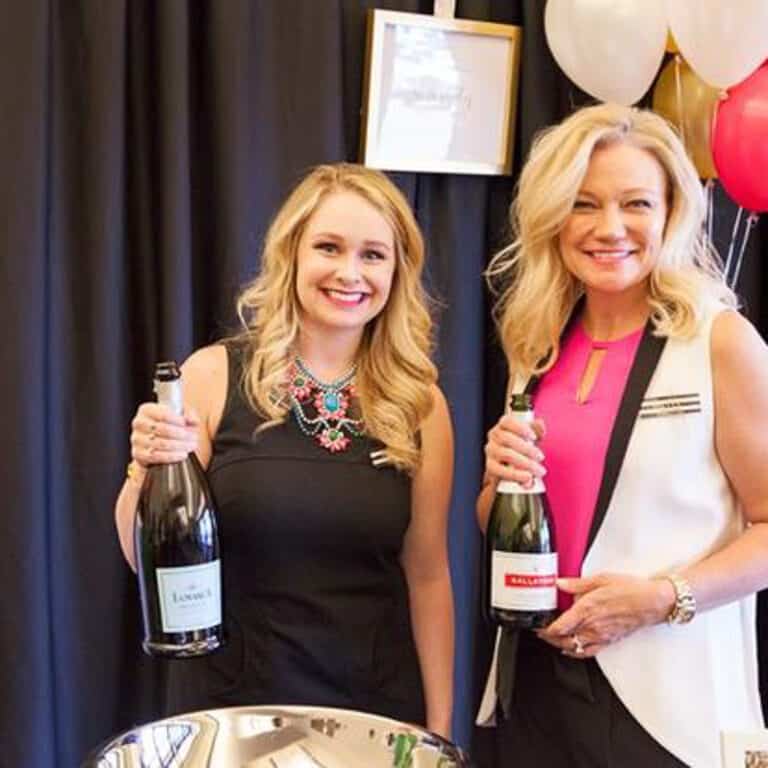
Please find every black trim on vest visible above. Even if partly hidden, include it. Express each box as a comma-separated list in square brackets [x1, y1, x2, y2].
[523, 374, 539, 397]
[522, 298, 586, 400]
[584, 322, 667, 554]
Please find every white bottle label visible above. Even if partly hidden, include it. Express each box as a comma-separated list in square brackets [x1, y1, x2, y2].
[156, 560, 222, 632]
[491, 551, 558, 610]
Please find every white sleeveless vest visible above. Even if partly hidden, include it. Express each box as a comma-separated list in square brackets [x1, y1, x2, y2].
[477, 305, 763, 767]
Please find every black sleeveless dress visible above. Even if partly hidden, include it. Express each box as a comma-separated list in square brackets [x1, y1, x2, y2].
[164, 344, 426, 724]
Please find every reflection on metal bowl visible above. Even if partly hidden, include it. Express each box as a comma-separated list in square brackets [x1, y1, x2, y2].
[81, 705, 474, 767]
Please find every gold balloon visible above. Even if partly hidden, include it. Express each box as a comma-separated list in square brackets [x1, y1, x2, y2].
[652, 56, 719, 179]
[665, 30, 679, 54]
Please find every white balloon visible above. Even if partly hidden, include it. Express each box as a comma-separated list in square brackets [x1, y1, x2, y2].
[667, 0, 768, 89]
[545, 0, 668, 105]
[544, 0, 581, 88]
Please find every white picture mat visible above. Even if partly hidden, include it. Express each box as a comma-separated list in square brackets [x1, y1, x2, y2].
[362, 12, 520, 175]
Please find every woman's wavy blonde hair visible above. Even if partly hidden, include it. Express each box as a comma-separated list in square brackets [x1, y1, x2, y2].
[234, 163, 436, 472]
[487, 103, 736, 380]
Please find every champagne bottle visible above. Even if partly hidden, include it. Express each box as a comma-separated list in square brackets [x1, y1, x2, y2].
[134, 361, 225, 658]
[486, 393, 557, 630]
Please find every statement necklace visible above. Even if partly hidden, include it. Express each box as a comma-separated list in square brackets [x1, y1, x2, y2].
[287, 357, 364, 453]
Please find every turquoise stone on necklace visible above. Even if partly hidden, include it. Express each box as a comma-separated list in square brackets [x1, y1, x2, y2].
[324, 392, 340, 413]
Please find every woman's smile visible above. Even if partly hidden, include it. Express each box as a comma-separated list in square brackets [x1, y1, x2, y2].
[584, 248, 637, 263]
[320, 287, 370, 307]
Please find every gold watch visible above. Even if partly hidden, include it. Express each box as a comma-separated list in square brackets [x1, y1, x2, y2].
[665, 573, 696, 625]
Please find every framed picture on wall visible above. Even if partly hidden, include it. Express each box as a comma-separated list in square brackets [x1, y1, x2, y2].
[722, 731, 768, 768]
[360, 10, 522, 175]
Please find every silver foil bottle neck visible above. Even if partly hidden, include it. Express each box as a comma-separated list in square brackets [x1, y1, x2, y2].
[154, 375, 184, 416]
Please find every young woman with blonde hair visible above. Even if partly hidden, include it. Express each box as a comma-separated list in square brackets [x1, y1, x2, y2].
[115, 163, 454, 736]
[477, 104, 767, 767]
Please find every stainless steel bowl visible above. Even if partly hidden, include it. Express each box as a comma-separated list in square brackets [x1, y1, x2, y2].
[81, 705, 474, 767]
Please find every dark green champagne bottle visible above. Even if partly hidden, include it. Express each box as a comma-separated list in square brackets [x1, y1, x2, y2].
[134, 361, 225, 657]
[486, 393, 557, 629]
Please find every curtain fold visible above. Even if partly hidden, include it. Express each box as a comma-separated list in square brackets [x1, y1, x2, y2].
[1, 3, 56, 766]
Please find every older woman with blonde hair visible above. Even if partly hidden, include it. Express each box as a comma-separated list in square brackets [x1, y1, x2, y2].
[476, 104, 767, 767]
[115, 163, 455, 736]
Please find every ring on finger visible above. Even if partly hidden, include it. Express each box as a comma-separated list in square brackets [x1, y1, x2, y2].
[572, 634, 585, 655]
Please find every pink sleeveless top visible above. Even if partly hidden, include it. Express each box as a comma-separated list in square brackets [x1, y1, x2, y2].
[533, 322, 644, 609]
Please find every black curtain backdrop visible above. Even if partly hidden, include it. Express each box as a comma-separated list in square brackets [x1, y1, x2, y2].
[2, 2, 766, 767]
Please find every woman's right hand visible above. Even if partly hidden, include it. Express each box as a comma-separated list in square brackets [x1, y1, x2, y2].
[484, 413, 546, 487]
[130, 402, 200, 469]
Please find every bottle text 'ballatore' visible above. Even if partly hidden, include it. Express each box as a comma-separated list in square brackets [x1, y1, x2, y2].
[491, 552, 557, 611]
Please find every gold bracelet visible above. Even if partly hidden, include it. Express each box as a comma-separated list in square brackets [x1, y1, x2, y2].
[126, 460, 146, 489]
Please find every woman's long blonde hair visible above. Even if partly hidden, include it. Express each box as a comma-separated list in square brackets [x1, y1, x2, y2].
[235, 163, 436, 472]
[488, 103, 736, 380]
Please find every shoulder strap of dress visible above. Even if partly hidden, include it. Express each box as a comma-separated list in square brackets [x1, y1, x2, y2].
[215, 338, 253, 430]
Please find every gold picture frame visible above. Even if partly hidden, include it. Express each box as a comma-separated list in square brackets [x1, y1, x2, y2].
[360, 10, 522, 175]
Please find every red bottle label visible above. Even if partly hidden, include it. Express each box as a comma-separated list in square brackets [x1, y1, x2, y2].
[504, 573, 557, 588]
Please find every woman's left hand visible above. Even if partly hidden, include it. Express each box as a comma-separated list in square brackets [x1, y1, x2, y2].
[537, 573, 675, 658]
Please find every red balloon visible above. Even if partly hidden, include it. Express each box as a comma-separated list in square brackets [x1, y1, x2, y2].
[713, 62, 768, 212]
